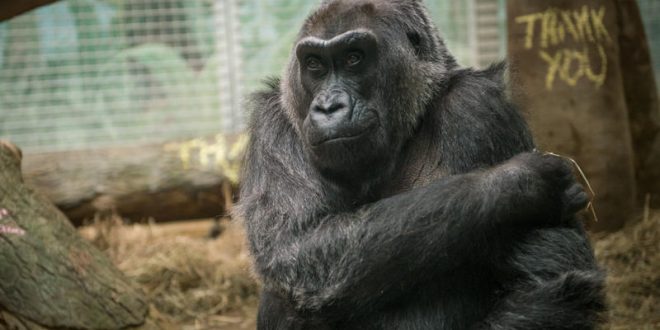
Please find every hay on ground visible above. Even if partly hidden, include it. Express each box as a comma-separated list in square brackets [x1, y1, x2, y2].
[78, 209, 659, 329]
[80, 217, 259, 329]
[594, 208, 659, 329]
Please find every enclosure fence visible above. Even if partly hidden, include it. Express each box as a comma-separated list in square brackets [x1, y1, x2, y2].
[0, 0, 657, 154]
[638, 0, 660, 87]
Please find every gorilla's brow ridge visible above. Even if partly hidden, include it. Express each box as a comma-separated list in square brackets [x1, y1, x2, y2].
[297, 29, 376, 50]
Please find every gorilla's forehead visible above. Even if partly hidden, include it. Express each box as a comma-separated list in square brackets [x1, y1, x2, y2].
[302, 0, 396, 39]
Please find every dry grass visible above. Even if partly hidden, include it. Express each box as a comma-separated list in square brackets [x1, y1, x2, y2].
[80, 217, 259, 330]
[594, 207, 660, 329]
[79, 209, 659, 329]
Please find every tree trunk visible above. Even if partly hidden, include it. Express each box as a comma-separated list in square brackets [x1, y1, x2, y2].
[0, 0, 59, 22]
[22, 134, 246, 226]
[507, 0, 654, 232]
[0, 140, 148, 329]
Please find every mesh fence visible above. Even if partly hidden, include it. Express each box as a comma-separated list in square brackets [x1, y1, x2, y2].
[0, 0, 241, 153]
[638, 0, 660, 86]
[0, 0, 501, 153]
[238, 0, 505, 92]
[2, 0, 656, 154]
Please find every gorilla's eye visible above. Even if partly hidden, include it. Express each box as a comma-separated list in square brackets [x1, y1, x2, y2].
[407, 32, 422, 56]
[345, 52, 363, 67]
[305, 56, 324, 71]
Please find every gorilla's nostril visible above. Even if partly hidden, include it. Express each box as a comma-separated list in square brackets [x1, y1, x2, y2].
[314, 102, 346, 114]
[326, 102, 346, 113]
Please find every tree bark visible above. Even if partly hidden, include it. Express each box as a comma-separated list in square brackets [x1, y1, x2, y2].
[0, 141, 149, 329]
[507, 0, 651, 232]
[22, 134, 246, 226]
[0, 0, 59, 22]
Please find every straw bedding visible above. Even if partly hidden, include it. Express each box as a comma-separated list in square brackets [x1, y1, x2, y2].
[80, 209, 659, 329]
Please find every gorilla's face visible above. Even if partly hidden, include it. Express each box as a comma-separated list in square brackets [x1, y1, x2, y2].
[298, 30, 382, 156]
[297, 30, 379, 148]
[282, 1, 445, 184]
[293, 27, 420, 182]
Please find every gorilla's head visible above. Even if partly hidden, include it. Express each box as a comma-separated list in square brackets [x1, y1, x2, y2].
[281, 0, 456, 183]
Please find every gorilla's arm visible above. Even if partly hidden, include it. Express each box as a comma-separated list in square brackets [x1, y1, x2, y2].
[437, 66, 604, 329]
[477, 226, 606, 330]
[238, 80, 580, 320]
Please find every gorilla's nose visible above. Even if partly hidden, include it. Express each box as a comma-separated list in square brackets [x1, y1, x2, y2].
[312, 93, 349, 114]
[310, 92, 352, 127]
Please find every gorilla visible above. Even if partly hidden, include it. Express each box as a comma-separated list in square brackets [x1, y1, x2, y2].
[236, 0, 605, 329]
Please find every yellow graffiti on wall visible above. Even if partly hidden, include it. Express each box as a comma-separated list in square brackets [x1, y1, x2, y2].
[515, 5, 612, 90]
[164, 134, 248, 184]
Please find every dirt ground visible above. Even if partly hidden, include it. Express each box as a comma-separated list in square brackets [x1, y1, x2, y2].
[79, 208, 659, 329]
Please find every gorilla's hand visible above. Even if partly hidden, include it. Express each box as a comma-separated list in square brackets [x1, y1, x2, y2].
[495, 152, 590, 225]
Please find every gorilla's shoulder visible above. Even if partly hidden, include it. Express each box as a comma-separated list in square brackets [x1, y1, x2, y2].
[476, 61, 508, 85]
[443, 61, 508, 98]
[435, 62, 535, 167]
[439, 61, 519, 120]
[251, 77, 282, 108]
[246, 77, 302, 149]
[247, 77, 287, 126]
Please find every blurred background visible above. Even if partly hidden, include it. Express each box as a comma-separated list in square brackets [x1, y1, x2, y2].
[0, 0, 519, 152]
[0, 0, 658, 329]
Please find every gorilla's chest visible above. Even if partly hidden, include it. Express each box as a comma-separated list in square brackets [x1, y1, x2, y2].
[381, 130, 451, 195]
[383, 155, 448, 197]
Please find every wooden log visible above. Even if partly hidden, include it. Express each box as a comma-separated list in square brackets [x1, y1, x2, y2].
[0, 0, 59, 22]
[78, 218, 224, 241]
[22, 134, 247, 226]
[507, 0, 651, 232]
[0, 140, 148, 329]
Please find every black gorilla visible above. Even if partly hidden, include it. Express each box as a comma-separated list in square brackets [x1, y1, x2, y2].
[237, 0, 605, 329]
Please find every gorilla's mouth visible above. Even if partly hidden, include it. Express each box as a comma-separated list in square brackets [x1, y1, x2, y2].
[309, 118, 379, 147]
[312, 129, 373, 146]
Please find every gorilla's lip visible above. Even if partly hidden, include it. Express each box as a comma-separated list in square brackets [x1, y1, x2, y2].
[312, 130, 371, 146]
[310, 121, 378, 147]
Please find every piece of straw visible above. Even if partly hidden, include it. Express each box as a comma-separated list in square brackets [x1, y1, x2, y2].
[542, 151, 599, 223]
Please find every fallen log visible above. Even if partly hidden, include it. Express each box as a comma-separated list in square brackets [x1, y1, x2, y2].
[21, 134, 247, 226]
[0, 140, 149, 329]
[0, 0, 59, 22]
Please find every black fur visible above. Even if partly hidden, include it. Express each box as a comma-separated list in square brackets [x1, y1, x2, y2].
[237, 1, 605, 329]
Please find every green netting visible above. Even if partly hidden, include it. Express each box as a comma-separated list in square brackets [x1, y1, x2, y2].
[0, 0, 501, 153]
[638, 0, 660, 87]
[0, 0, 224, 152]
